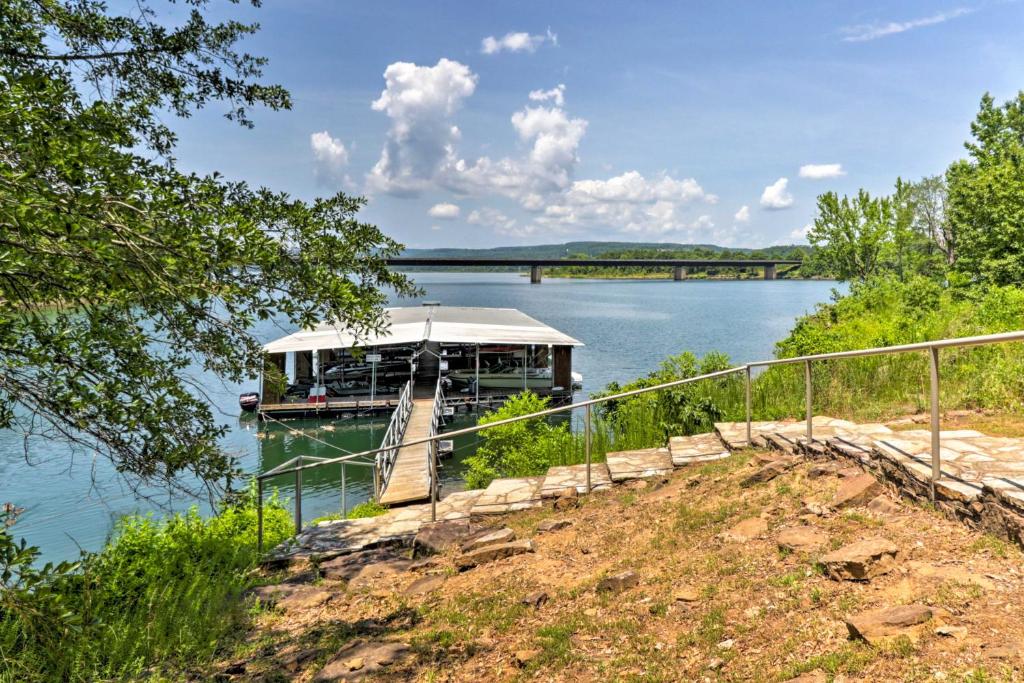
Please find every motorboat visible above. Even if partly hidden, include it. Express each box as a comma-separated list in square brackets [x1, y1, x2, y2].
[448, 363, 554, 389]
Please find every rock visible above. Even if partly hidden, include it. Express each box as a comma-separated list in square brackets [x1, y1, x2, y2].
[801, 500, 829, 517]
[706, 657, 725, 671]
[867, 495, 903, 516]
[807, 463, 842, 479]
[673, 586, 701, 602]
[597, 570, 640, 593]
[321, 549, 411, 582]
[719, 517, 768, 543]
[521, 591, 549, 608]
[456, 540, 535, 570]
[460, 527, 516, 553]
[845, 605, 933, 645]
[514, 649, 540, 667]
[553, 487, 580, 511]
[624, 479, 648, 490]
[279, 647, 321, 673]
[717, 638, 735, 650]
[821, 538, 900, 581]
[271, 585, 334, 612]
[741, 461, 791, 487]
[222, 661, 246, 675]
[314, 641, 411, 682]
[403, 574, 445, 597]
[247, 583, 302, 605]
[408, 556, 445, 573]
[837, 466, 863, 479]
[346, 558, 413, 591]
[777, 527, 828, 552]
[787, 670, 828, 682]
[537, 518, 573, 533]
[412, 519, 474, 556]
[984, 642, 1022, 660]
[935, 625, 968, 640]
[833, 474, 883, 509]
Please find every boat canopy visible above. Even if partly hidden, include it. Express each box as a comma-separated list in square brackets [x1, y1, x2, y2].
[262, 306, 584, 354]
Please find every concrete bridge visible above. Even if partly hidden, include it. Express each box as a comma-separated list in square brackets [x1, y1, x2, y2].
[385, 258, 802, 283]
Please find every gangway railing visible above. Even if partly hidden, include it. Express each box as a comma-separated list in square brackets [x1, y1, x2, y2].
[374, 379, 413, 497]
[426, 375, 446, 520]
[256, 329, 1024, 551]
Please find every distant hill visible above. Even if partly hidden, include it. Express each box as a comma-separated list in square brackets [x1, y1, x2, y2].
[402, 241, 807, 259]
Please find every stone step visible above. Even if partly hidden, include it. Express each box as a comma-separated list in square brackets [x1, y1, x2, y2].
[668, 432, 731, 467]
[470, 476, 544, 517]
[605, 447, 673, 482]
[540, 463, 612, 497]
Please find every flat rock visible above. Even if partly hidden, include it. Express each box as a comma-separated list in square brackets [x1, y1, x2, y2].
[673, 585, 701, 602]
[403, 574, 445, 597]
[719, 517, 768, 543]
[597, 570, 640, 593]
[314, 641, 411, 682]
[776, 527, 828, 552]
[456, 540, 535, 570]
[553, 486, 580, 510]
[741, 460, 792, 487]
[821, 538, 900, 581]
[408, 556, 445, 573]
[412, 519, 474, 556]
[786, 670, 828, 682]
[867, 495, 903, 516]
[807, 462, 843, 479]
[537, 518, 573, 533]
[846, 605, 933, 645]
[277, 585, 334, 612]
[521, 591, 549, 608]
[460, 527, 515, 552]
[344, 557, 413, 591]
[321, 549, 410, 582]
[833, 474, 883, 508]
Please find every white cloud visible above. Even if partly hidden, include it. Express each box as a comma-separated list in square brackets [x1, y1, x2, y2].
[481, 28, 557, 54]
[790, 223, 813, 242]
[734, 205, 750, 222]
[799, 163, 845, 179]
[566, 171, 710, 205]
[430, 224, 442, 231]
[366, 59, 478, 196]
[427, 202, 461, 219]
[760, 177, 794, 210]
[467, 207, 525, 236]
[528, 84, 566, 107]
[310, 131, 348, 184]
[841, 8, 973, 42]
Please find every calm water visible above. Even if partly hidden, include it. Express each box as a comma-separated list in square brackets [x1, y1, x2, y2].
[2, 273, 843, 562]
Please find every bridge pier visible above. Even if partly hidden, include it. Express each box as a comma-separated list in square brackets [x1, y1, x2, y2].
[764, 264, 776, 280]
[530, 265, 543, 284]
[672, 266, 688, 281]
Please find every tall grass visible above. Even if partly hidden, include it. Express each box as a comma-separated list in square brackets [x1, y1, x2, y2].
[0, 486, 292, 682]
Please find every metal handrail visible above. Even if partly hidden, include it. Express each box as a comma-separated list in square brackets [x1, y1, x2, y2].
[426, 375, 445, 520]
[374, 379, 413, 496]
[255, 329, 1024, 551]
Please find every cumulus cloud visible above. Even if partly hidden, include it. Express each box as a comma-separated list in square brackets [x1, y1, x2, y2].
[366, 59, 478, 196]
[428, 202, 460, 219]
[760, 177, 794, 210]
[467, 207, 526, 236]
[528, 84, 566, 107]
[790, 223, 813, 242]
[481, 28, 557, 54]
[310, 131, 348, 184]
[799, 163, 845, 179]
[734, 205, 750, 222]
[841, 8, 973, 42]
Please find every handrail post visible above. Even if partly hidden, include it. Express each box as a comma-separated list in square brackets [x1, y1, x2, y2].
[373, 457, 381, 502]
[429, 439, 438, 522]
[585, 403, 592, 494]
[929, 346, 941, 501]
[294, 463, 302, 533]
[805, 359, 813, 442]
[257, 478, 264, 554]
[341, 462, 347, 517]
[744, 365, 752, 447]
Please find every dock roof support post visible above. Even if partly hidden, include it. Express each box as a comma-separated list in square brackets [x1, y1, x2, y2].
[475, 343, 480, 406]
[523, 345, 528, 391]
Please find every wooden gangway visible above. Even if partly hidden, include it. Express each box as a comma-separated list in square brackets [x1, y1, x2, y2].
[378, 378, 445, 506]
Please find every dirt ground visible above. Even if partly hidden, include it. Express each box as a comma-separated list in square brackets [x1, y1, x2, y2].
[225, 449, 1024, 683]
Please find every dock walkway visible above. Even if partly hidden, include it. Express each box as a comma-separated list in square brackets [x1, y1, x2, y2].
[379, 398, 434, 505]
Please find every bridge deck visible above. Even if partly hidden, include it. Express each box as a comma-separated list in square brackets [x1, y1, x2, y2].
[379, 398, 434, 505]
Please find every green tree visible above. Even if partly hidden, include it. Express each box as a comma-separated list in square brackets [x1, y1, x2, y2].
[0, 0, 413, 495]
[808, 189, 894, 281]
[948, 92, 1024, 286]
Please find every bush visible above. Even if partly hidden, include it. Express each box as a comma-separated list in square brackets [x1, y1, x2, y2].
[0, 483, 291, 682]
[463, 392, 577, 489]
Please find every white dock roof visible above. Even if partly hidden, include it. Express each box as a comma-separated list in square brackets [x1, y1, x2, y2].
[262, 306, 583, 354]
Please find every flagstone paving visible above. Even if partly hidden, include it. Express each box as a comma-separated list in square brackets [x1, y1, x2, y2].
[669, 432, 731, 466]
[540, 463, 612, 497]
[605, 447, 674, 482]
[470, 476, 544, 516]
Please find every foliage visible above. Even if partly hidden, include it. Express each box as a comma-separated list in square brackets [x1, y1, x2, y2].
[463, 392, 576, 489]
[346, 500, 389, 519]
[948, 92, 1024, 287]
[0, 0, 414, 497]
[549, 245, 824, 279]
[0, 486, 291, 682]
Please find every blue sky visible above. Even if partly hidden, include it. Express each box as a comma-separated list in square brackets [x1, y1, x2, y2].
[170, 1, 1024, 248]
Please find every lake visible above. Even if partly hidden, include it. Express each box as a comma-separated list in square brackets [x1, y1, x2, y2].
[1, 273, 843, 562]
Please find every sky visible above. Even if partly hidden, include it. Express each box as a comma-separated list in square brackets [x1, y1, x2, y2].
[169, 1, 1024, 249]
